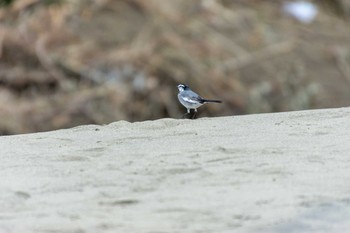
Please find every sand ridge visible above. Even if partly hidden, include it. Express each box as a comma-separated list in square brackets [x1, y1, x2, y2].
[1, 107, 350, 232]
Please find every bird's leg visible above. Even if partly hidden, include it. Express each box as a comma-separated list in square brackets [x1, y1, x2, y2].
[191, 109, 197, 119]
[182, 109, 190, 119]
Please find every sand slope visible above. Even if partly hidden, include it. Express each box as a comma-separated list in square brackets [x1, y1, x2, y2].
[1, 108, 350, 233]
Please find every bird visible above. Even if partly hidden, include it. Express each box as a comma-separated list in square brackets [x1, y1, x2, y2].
[177, 84, 222, 117]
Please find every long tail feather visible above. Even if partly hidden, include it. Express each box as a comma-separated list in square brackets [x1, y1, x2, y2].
[202, 99, 222, 103]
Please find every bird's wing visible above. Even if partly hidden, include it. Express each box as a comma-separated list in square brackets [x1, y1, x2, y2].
[182, 96, 202, 103]
[182, 91, 205, 103]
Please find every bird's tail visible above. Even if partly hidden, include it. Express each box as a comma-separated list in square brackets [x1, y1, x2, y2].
[202, 99, 222, 103]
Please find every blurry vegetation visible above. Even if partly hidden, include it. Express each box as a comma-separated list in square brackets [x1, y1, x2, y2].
[1, 0, 350, 134]
[0, 0, 64, 6]
[0, 0, 12, 6]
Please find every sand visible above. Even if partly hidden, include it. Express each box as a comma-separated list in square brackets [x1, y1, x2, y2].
[1, 107, 350, 233]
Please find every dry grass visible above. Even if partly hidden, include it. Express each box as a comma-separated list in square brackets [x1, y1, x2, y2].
[1, 0, 350, 134]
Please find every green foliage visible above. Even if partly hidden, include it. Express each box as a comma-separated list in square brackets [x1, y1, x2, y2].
[42, 0, 65, 6]
[0, 0, 64, 7]
[0, 0, 14, 7]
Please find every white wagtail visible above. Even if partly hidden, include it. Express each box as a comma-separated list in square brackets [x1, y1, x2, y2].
[177, 84, 222, 115]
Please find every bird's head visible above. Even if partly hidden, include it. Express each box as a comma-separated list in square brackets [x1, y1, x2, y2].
[177, 84, 189, 92]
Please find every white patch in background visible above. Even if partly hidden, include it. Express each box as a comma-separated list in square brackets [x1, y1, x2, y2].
[283, 1, 318, 24]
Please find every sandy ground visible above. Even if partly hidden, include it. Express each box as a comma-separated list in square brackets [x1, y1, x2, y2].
[1, 107, 350, 233]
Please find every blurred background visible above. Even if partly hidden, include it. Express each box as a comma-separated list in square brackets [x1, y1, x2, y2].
[1, 0, 350, 135]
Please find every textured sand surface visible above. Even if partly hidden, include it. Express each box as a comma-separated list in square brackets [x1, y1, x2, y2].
[1, 108, 350, 233]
